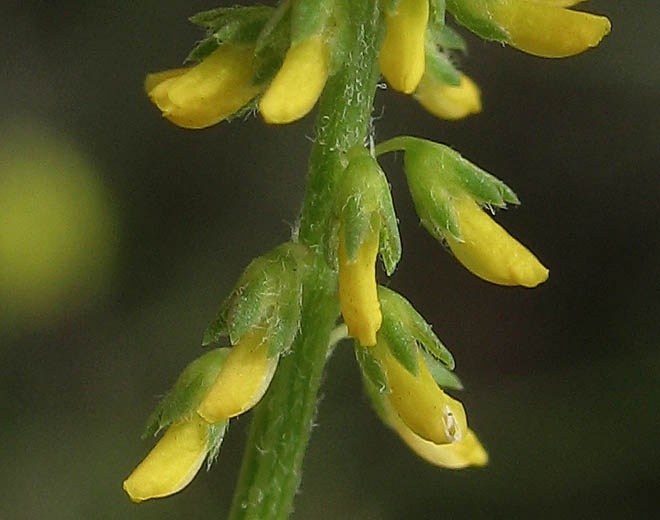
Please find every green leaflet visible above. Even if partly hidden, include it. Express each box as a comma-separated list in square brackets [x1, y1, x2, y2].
[446, 0, 510, 42]
[143, 348, 230, 438]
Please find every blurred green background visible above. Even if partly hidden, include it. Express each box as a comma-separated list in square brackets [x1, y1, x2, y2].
[2, 1, 658, 518]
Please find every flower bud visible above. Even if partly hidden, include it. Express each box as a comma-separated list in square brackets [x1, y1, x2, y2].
[145, 45, 262, 129]
[197, 327, 278, 423]
[415, 73, 482, 120]
[445, 197, 549, 287]
[123, 415, 210, 502]
[379, 0, 429, 93]
[339, 222, 382, 346]
[259, 34, 330, 124]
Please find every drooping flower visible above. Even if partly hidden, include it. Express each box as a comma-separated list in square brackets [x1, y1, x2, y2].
[415, 72, 481, 120]
[379, 0, 430, 93]
[259, 34, 331, 124]
[145, 45, 262, 129]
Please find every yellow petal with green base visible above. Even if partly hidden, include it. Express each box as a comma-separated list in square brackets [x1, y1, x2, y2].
[259, 34, 330, 124]
[490, 0, 611, 58]
[380, 345, 468, 444]
[338, 225, 382, 347]
[146, 45, 262, 129]
[379, 0, 429, 94]
[123, 415, 208, 502]
[197, 328, 278, 423]
[446, 197, 549, 287]
[415, 73, 482, 120]
[388, 408, 488, 468]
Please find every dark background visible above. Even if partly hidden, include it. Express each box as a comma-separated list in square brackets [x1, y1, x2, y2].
[2, 1, 658, 518]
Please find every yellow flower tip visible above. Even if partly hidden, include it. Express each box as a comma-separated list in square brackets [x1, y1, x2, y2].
[382, 346, 468, 444]
[491, 1, 611, 58]
[379, 0, 429, 94]
[145, 45, 262, 129]
[415, 73, 482, 121]
[338, 227, 382, 347]
[446, 198, 549, 288]
[393, 411, 488, 469]
[259, 35, 330, 125]
[122, 415, 209, 503]
[197, 328, 278, 423]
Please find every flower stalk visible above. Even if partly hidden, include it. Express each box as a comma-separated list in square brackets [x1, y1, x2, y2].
[227, 2, 383, 518]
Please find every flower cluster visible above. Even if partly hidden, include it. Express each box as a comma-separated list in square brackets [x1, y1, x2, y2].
[127, 0, 610, 505]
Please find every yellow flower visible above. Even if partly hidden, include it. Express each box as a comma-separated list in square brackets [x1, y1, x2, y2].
[446, 197, 549, 287]
[197, 328, 278, 423]
[338, 223, 382, 347]
[386, 403, 488, 468]
[379, 0, 429, 94]
[123, 415, 209, 502]
[488, 0, 611, 58]
[145, 45, 262, 129]
[415, 73, 482, 120]
[376, 342, 467, 444]
[259, 34, 330, 124]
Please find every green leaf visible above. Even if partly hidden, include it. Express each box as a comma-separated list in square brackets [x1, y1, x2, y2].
[420, 349, 463, 390]
[446, 0, 510, 43]
[354, 342, 389, 393]
[143, 348, 230, 438]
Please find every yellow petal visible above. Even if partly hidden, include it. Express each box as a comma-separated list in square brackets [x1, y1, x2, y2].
[197, 328, 278, 423]
[446, 198, 548, 287]
[379, 0, 429, 93]
[123, 415, 208, 503]
[146, 45, 262, 129]
[390, 409, 488, 468]
[379, 346, 468, 444]
[490, 0, 611, 58]
[338, 225, 382, 347]
[415, 73, 482, 120]
[259, 35, 330, 124]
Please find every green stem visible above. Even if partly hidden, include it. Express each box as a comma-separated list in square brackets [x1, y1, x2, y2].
[227, 2, 383, 519]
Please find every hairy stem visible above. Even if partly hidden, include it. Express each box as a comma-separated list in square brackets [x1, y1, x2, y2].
[227, 2, 383, 519]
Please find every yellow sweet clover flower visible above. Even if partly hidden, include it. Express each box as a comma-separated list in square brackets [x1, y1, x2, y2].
[338, 223, 382, 347]
[123, 414, 209, 502]
[375, 341, 468, 444]
[145, 44, 262, 129]
[488, 0, 611, 58]
[197, 328, 279, 423]
[259, 34, 331, 124]
[445, 197, 549, 287]
[379, 0, 429, 94]
[415, 72, 482, 120]
[385, 402, 488, 468]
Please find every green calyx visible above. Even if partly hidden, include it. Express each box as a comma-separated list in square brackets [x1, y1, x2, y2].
[446, 0, 510, 42]
[202, 242, 308, 358]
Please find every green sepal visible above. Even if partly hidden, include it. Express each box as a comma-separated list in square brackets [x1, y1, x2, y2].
[379, 317, 420, 377]
[354, 342, 389, 394]
[264, 260, 303, 357]
[252, 1, 292, 85]
[291, 0, 325, 46]
[428, 0, 447, 33]
[420, 348, 463, 390]
[434, 23, 467, 51]
[378, 286, 455, 370]
[205, 421, 229, 470]
[186, 6, 274, 63]
[446, 0, 510, 43]
[384, 0, 402, 16]
[143, 348, 230, 438]
[424, 38, 461, 87]
[378, 182, 402, 277]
